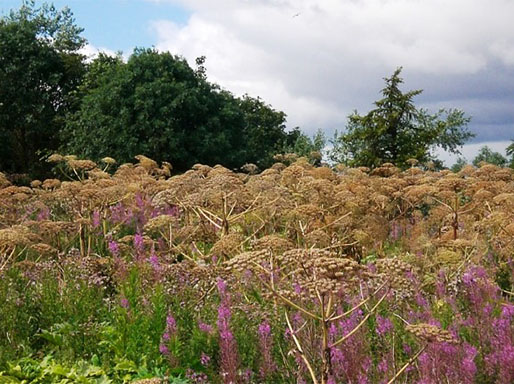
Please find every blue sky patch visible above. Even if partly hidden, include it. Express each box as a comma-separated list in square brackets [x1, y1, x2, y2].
[0, 0, 190, 54]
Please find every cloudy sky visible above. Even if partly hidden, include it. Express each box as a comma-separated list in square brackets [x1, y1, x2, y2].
[2, 0, 513, 165]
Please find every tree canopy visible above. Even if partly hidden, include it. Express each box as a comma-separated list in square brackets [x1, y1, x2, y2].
[0, 0, 85, 176]
[507, 141, 514, 168]
[472, 146, 508, 168]
[330, 68, 474, 169]
[63, 49, 289, 171]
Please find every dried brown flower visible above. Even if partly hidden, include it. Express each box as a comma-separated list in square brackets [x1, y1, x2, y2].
[406, 323, 458, 344]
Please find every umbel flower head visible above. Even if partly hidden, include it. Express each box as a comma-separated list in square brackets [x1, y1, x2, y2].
[406, 323, 458, 344]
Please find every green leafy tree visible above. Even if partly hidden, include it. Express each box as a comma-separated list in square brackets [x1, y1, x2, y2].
[283, 128, 326, 157]
[451, 157, 468, 173]
[64, 50, 290, 171]
[507, 141, 514, 168]
[472, 145, 508, 167]
[64, 49, 241, 170]
[238, 95, 288, 168]
[330, 68, 474, 169]
[0, 1, 86, 176]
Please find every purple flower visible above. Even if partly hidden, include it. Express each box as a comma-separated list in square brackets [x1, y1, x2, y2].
[148, 254, 160, 271]
[217, 278, 227, 296]
[258, 322, 271, 338]
[502, 304, 514, 318]
[134, 233, 144, 252]
[200, 352, 211, 366]
[166, 313, 177, 334]
[257, 321, 276, 379]
[376, 315, 393, 336]
[462, 344, 478, 378]
[159, 343, 170, 356]
[216, 285, 239, 383]
[120, 297, 129, 309]
[108, 240, 120, 257]
[416, 293, 429, 308]
[378, 357, 388, 373]
[37, 207, 50, 221]
[218, 304, 231, 323]
[390, 221, 401, 240]
[198, 321, 213, 334]
[186, 370, 209, 384]
[92, 210, 101, 228]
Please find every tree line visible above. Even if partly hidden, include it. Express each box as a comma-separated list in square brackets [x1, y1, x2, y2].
[1, 2, 512, 181]
[1, 2, 313, 178]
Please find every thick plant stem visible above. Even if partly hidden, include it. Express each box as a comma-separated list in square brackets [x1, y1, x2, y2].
[318, 291, 332, 384]
[386, 344, 427, 384]
[330, 291, 388, 348]
[285, 311, 318, 384]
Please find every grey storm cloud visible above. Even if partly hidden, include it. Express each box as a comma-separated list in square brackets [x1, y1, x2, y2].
[147, 0, 514, 145]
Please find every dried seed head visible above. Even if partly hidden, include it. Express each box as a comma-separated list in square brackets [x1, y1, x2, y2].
[67, 159, 97, 171]
[143, 214, 178, 233]
[0, 225, 39, 248]
[373, 258, 417, 300]
[252, 235, 294, 253]
[87, 169, 110, 180]
[406, 323, 458, 344]
[101, 157, 117, 165]
[436, 175, 468, 192]
[304, 229, 331, 248]
[210, 233, 245, 260]
[0, 172, 10, 188]
[30, 242, 58, 257]
[225, 250, 269, 273]
[42, 179, 61, 190]
[47, 153, 64, 163]
[241, 163, 259, 175]
[30, 180, 42, 188]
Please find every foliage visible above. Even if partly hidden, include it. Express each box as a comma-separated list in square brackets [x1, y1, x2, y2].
[507, 140, 514, 168]
[451, 157, 468, 173]
[282, 128, 326, 164]
[0, 354, 190, 383]
[472, 146, 508, 167]
[0, 0, 86, 177]
[237, 95, 288, 169]
[62, 50, 290, 172]
[1, 155, 514, 383]
[330, 67, 474, 168]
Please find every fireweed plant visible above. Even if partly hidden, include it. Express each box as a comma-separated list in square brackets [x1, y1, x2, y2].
[0, 155, 513, 383]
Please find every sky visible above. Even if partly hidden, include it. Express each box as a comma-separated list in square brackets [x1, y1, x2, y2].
[2, 0, 514, 166]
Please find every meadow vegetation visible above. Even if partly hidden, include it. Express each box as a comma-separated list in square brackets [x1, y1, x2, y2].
[0, 155, 513, 383]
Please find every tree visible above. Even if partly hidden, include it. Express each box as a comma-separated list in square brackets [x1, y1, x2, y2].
[63, 49, 290, 171]
[472, 146, 508, 167]
[330, 68, 474, 169]
[282, 128, 326, 163]
[238, 95, 288, 168]
[507, 141, 514, 168]
[0, 1, 86, 176]
[451, 157, 468, 173]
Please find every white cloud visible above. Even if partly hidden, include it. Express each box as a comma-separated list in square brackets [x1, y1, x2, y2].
[79, 43, 117, 62]
[490, 41, 514, 66]
[147, 0, 514, 147]
[434, 140, 512, 167]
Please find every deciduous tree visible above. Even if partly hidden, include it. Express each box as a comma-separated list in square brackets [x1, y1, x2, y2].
[0, 1, 85, 176]
[472, 146, 508, 167]
[63, 50, 289, 171]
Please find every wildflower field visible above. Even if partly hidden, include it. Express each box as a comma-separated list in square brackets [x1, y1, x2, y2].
[0, 155, 513, 384]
